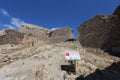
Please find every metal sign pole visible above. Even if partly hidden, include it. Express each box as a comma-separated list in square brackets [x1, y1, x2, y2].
[74, 60, 76, 74]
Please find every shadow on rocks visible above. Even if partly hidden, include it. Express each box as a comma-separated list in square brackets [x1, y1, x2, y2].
[75, 62, 120, 80]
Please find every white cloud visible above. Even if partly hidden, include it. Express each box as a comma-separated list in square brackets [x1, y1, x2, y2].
[51, 27, 59, 30]
[3, 24, 15, 29]
[0, 8, 27, 30]
[0, 8, 10, 17]
[11, 17, 26, 28]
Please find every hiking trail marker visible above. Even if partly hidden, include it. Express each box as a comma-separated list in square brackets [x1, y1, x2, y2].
[65, 51, 81, 61]
[63, 50, 81, 75]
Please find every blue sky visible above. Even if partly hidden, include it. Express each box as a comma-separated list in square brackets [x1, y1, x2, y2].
[0, 0, 120, 38]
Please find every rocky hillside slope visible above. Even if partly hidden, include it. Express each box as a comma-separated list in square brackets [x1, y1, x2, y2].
[0, 42, 119, 80]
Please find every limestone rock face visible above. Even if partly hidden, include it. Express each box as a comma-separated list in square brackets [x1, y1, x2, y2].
[49, 27, 74, 43]
[0, 30, 24, 45]
[78, 14, 120, 53]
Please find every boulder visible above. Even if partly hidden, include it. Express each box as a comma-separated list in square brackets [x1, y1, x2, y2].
[49, 27, 74, 43]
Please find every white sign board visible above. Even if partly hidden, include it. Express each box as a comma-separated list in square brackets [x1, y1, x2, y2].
[65, 51, 81, 60]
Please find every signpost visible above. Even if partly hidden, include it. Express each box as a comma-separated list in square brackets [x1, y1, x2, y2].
[65, 51, 81, 61]
[65, 50, 81, 74]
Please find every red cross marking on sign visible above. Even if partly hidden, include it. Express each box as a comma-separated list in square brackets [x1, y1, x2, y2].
[66, 52, 70, 56]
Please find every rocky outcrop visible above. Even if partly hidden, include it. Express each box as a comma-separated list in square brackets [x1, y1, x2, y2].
[0, 24, 74, 45]
[78, 7, 120, 54]
[113, 5, 120, 16]
[19, 24, 50, 42]
[78, 14, 111, 50]
[49, 27, 74, 43]
[0, 30, 24, 45]
[19, 25, 74, 44]
[18, 24, 51, 46]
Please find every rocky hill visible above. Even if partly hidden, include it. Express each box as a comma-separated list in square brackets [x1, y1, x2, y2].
[78, 5, 120, 55]
[19, 24, 74, 44]
[0, 30, 24, 45]
[0, 24, 74, 46]
[0, 5, 120, 80]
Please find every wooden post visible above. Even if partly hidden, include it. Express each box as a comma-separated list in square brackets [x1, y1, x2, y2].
[74, 60, 76, 74]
